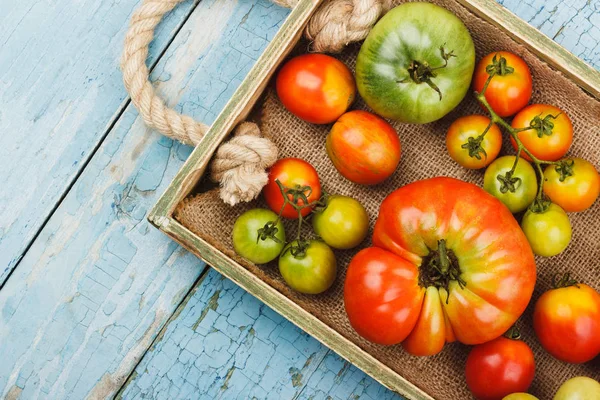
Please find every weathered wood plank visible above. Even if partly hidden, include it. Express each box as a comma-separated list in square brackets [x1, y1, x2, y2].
[116, 269, 330, 400]
[0, 1, 289, 398]
[498, 0, 600, 70]
[0, 0, 196, 284]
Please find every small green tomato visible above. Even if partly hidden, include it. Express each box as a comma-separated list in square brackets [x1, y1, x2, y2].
[312, 195, 369, 250]
[232, 209, 285, 264]
[483, 155, 538, 213]
[279, 240, 336, 294]
[521, 203, 572, 257]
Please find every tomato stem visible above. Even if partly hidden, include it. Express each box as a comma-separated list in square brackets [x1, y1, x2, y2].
[268, 179, 326, 259]
[398, 45, 456, 101]
[504, 325, 522, 340]
[552, 272, 580, 289]
[420, 240, 466, 303]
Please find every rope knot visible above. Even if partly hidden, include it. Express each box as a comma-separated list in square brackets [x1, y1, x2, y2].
[210, 122, 278, 206]
[306, 0, 394, 53]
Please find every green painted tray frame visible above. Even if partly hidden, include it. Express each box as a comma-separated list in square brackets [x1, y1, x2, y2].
[149, 1, 600, 398]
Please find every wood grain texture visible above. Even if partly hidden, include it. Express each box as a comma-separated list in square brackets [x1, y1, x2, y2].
[0, 0, 288, 398]
[117, 269, 330, 400]
[1, 0, 599, 399]
[0, 0, 196, 285]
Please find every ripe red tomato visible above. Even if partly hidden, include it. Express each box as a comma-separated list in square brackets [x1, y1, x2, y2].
[543, 158, 600, 212]
[446, 115, 502, 169]
[326, 110, 401, 185]
[533, 279, 600, 363]
[511, 104, 573, 161]
[473, 51, 532, 117]
[465, 336, 535, 400]
[263, 158, 321, 219]
[344, 178, 536, 354]
[276, 54, 356, 124]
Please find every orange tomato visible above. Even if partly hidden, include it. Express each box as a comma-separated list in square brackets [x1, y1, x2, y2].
[533, 281, 600, 363]
[263, 158, 321, 219]
[511, 105, 573, 161]
[543, 158, 600, 212]
[473, 51, 532, 117]
[326, 110, 401, 185]
[446, 115, 502, 169]
[276, 54, 356, 124]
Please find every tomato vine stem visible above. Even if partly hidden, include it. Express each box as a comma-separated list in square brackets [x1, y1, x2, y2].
[265, 179, 325, 259]
[473, 55, 562, 213]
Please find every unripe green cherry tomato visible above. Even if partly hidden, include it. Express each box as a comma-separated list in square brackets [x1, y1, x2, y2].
[483, 156, 537, 213]
[554, 377, 600, 400]
[503, 394, 538, 400]
[521, 203, 571, 257]
[312, 195, 369, 250]
[232, 209, 285, 264]
[279, 240, 336, 294]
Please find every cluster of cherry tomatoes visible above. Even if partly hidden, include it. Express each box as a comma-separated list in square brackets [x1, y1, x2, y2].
[447, 51, 600, 258]
[232, 158, 370, 294]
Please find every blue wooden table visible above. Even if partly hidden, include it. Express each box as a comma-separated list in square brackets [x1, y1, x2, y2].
[0, 0, 598, 398]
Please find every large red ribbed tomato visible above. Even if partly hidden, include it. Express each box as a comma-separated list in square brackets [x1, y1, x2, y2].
[344, 177, 536, 355]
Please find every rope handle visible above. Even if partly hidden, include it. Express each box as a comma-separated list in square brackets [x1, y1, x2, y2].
[120, 0, 392, 205]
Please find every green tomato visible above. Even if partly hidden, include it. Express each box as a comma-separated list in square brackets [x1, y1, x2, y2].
[355, 3, 475, 124]
[503, 394, 539, 400]
[232, 209, 285, 264]
[521, 203, 571, 257]
[484, 156, 538, 213]
[554, 377, 600, 400]
[312, 195, 369, 250]
[279, 240, 336, 294]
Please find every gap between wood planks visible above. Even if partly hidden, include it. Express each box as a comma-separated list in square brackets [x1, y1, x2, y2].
[0, 0, 203, 293]
[114, 264, 212, 399]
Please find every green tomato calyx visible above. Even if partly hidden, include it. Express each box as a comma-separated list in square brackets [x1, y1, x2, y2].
[486, 54, 514, 77]
[503, 325, 522, 340]
[462, 136, 487, 160]
[497, 170, 522, 193]
[419, 239, 466, 303]
[552, 272, 580, 289]
[528, 198, 551, 214]
[257, 221, 283, 244]
[283, 240, 310, 259]
[530, 112, 561, 138]
[555, 159, 575, 182]
[398, 45, 456, 101]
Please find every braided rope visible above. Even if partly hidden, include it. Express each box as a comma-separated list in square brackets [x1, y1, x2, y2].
[121, 0, 390, 205]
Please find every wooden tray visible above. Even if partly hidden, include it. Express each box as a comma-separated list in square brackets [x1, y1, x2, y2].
[149, 1, 600, 398]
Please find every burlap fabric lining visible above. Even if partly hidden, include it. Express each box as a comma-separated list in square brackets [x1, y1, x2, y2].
[175, 1, 600, 398]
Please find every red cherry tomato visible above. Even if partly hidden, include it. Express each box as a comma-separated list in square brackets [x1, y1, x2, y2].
[511, 104, 573, 162]
[473, 51, 532, 117]
[326, 110, 401, 185]
[533, 278, 600, 363]
[263, 158, 321, 219]
[276, 54, 356, 124]
[465, 335, 535, 400]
